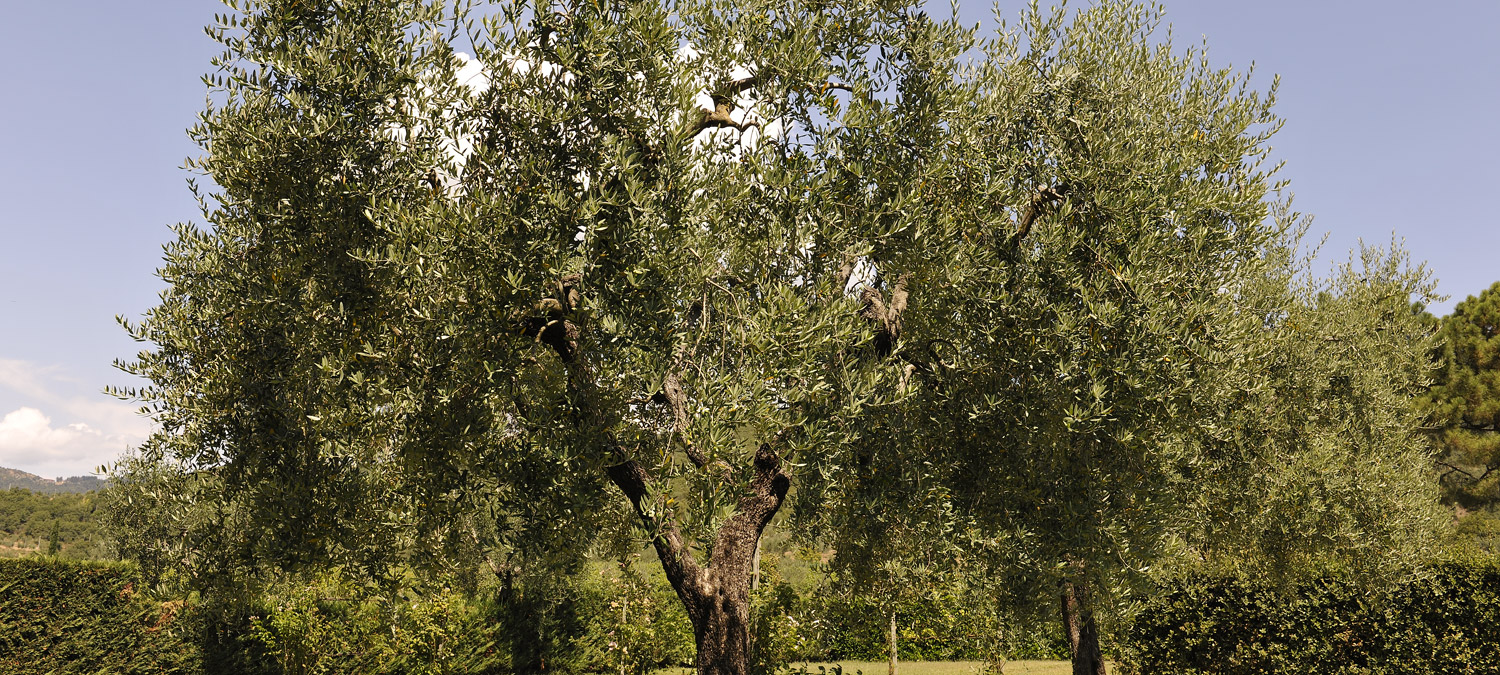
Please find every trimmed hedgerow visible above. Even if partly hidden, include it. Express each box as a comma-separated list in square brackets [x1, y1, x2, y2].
[1120, 558, 1500, 675]
[0, 558, 198, 674]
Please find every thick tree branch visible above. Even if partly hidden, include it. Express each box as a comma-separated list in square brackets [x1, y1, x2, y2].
[715, 74, 762, 103]
[528, 274, 708, 624]
[833, 256, 859, 295]
[707, 443, 791, 571]
[517, 274, 584, 363]
[690, 74, 764, 136]
[658, 370, 708, 468]
[606, 459, 707, 623]
[860, 273, 910, 358]
[652, 301, 708, 469]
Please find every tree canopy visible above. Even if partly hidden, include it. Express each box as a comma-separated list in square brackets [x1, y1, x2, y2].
[110, 1, 1449, 674]
[114, 0, 971, 671]
[809, 6, 1445, 671]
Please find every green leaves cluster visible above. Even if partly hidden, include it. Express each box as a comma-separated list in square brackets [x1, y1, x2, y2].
[116, 0, 956, 592]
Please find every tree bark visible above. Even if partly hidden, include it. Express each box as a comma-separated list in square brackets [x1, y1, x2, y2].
[751, 541, 761, 591]
[1060, 581, 1106, 675]
[608, 443, 790, 675]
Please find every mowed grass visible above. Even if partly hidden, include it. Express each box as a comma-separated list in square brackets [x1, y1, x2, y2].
[790, 662, 1072, 675]
[656, 661, 1077, 675]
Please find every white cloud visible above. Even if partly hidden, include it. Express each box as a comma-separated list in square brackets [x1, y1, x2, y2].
[412, 48, 782, 194]
[0, 407, 132, 479]
[0, 359, 152, 478]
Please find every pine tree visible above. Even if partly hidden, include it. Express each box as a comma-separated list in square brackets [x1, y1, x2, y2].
[1424, 281, 1500, 549]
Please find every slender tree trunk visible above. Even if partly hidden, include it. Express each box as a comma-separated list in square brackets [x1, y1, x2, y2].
[620, 594, 629, 675]
[888, 611, 899, 675]
[1059, 582, 1106, 675]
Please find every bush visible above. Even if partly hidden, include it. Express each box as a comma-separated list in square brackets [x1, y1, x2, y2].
[0, 558, 199, 674]
[243, 582, 509, 675]
[592, 561, 696, 675]
[1, 558, 534, 675]
[1120, 558, 1500, 675]
[1373, 561, 1500, 674]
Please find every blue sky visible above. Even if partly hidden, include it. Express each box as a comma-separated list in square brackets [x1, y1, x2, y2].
[0, 0, 1495, 478]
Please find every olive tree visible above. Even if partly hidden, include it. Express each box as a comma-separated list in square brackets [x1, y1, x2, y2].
[115, 0, 969, 673]
[1179, 231, 1446, 579]
[814, 5, 1444, 675]
[839, 4, 1289, 671]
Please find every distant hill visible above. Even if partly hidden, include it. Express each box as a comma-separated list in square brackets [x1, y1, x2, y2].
[0, 467, 105, 494]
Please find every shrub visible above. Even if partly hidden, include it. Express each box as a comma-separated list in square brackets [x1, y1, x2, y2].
[762, 584, 1064, 664]
[592, 561, 696, 675]
[0, 558, 199, 674]
[1121, 558, 1500, 675]
[244, 582, 507, 675]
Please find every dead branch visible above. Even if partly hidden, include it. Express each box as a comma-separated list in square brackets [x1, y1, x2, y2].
[1012, 183, 1070, 243]
[689, 74, 764, 136]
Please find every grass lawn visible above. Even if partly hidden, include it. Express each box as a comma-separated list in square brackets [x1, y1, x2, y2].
[657, 661, 1078, 675]
[787, 661, 1072, 675]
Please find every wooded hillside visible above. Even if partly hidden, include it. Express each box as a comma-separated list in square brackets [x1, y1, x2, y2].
[0, 487, 110, 559]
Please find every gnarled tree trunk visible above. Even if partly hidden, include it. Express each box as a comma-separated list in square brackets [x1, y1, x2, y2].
[534, 277, 788, 675]
[1060, 580, 1106, 675]
[540, 268, 901, 675]
[608, 444, 789, 675]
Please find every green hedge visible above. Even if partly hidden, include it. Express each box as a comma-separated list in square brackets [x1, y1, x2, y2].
[0, 558, 199, 674]
[1121, 560, 1500, 675]
[4, 556, 1064, 673]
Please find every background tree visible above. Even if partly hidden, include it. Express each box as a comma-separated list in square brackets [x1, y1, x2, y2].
[1179, 232, 1446, 580]
[1423, 281, 1500, 551]
[46, 521, 61, 557]
[814, 5, 1445, 675]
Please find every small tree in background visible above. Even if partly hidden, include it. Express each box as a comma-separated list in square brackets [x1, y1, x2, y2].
[1180, 232, 1446, 580]
[46, 521, 61, 556]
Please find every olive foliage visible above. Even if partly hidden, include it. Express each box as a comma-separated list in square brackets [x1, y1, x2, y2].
[815, 1, 1445, 649]
[111, 0, 970, 667]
